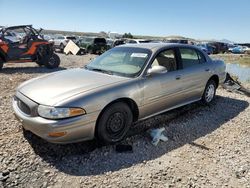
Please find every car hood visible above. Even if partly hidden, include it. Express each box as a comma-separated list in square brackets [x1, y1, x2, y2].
[18, 68, 129, 106]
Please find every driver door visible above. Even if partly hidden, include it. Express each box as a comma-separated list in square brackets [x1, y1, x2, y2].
[141, 48, 185, 118]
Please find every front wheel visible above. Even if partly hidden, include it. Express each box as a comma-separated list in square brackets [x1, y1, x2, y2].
[202, 80, 217, 104]
[96, 102, 133, 144]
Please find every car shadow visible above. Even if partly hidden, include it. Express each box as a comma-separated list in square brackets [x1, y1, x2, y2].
[1, 65, 66, 74]
[24, 95, 249, 176]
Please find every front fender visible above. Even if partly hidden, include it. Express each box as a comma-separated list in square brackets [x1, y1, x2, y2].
[55, 79, 143, 116]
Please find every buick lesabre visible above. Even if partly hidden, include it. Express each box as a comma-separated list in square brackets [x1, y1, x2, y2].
[13, 43, 226, 144]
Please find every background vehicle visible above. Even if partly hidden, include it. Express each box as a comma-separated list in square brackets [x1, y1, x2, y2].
[106, 38, 114, 49]
[126, 39, 152, 44]
[113, 39, 126, 47]
[13, 43, 226, 144]
[208, 42, 228, 54]
[77, 37, 107, 54]
[0, 25, 60, 70]
[164, 39, 188, 44]
[196, 43, 215, 54]
[53, 35, 77, 52]
[229, 45, 248, 54]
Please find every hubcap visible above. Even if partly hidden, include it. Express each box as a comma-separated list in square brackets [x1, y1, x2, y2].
[106, 112, 126, 137]
[48, 56, 55, 65]
[205, 84, 215, 102]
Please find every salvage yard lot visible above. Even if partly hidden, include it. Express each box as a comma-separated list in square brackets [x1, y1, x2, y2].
[0, 53, 249, 187]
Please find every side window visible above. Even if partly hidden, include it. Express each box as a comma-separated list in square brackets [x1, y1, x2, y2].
[152, 49, 177, 72]
[180, 48, 200, 68]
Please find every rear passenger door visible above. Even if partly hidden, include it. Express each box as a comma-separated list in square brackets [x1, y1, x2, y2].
[177, 47, 211, 102]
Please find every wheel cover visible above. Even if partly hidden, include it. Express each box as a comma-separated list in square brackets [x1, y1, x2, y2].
[48, 56, 55, 65]
[205, 84, 215, 102]
[106, 112, 126, 138]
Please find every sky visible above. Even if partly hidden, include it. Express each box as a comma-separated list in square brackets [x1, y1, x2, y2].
[0, 0, 249, 43]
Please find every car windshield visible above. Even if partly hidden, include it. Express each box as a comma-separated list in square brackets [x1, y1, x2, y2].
[85, 47, 151, 77]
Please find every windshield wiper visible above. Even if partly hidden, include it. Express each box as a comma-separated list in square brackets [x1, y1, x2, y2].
[88, 67, 113, 75]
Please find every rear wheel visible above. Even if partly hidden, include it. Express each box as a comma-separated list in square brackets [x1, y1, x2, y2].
[96, 102, 133, 144]
[44, 53, 60, 69]
[202, 80, 217, 104]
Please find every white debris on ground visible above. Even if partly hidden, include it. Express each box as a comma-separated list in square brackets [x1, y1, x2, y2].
[149, 128, 168, 146]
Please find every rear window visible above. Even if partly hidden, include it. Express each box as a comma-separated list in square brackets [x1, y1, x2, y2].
[94, 38, 106, 43]
[66, 36, 76, 40]
[139, 40, 151, 43]
[127, 40, 137, 44]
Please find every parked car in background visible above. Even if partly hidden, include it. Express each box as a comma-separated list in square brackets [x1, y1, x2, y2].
[208, 42, 228, 54]
[77, 37, 107, 54]
[53, 35, 77, 52]
[196, 43, 215, 55]
[106, 38, 114, 49]
[112, 39, 126, 47]
[229, 46, 248, 54]
[13, 43, 226, 144]
[164, 39, 188, 44]
[126, 39, 152, 44]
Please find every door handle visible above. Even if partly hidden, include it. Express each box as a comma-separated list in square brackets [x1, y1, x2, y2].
[205, 68, 210, 72]
[176, 75, 181, 80]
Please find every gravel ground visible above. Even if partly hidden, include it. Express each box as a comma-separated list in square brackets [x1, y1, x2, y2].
[0, 53, 249, 188]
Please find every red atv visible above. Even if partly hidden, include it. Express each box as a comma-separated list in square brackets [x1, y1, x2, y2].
[0, 25, 60, 70]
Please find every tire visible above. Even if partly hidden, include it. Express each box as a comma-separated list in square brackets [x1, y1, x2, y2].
[96, 102, 133, 144]
[202, 79, 217, 104]
[44, 53, 60, 69]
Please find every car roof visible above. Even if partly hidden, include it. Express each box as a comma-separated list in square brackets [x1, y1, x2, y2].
[118, 43, 199, 52]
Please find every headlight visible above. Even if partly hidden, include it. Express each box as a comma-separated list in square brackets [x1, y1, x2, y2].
[37, 105, 86, 119]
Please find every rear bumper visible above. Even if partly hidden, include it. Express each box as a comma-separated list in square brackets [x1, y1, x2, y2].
[13, 95, 99, 144]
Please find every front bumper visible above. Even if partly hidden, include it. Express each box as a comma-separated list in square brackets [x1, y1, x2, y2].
[13, 93, 98, 144]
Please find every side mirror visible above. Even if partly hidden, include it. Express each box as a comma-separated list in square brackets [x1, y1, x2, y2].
[147, 65, 167, 76]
